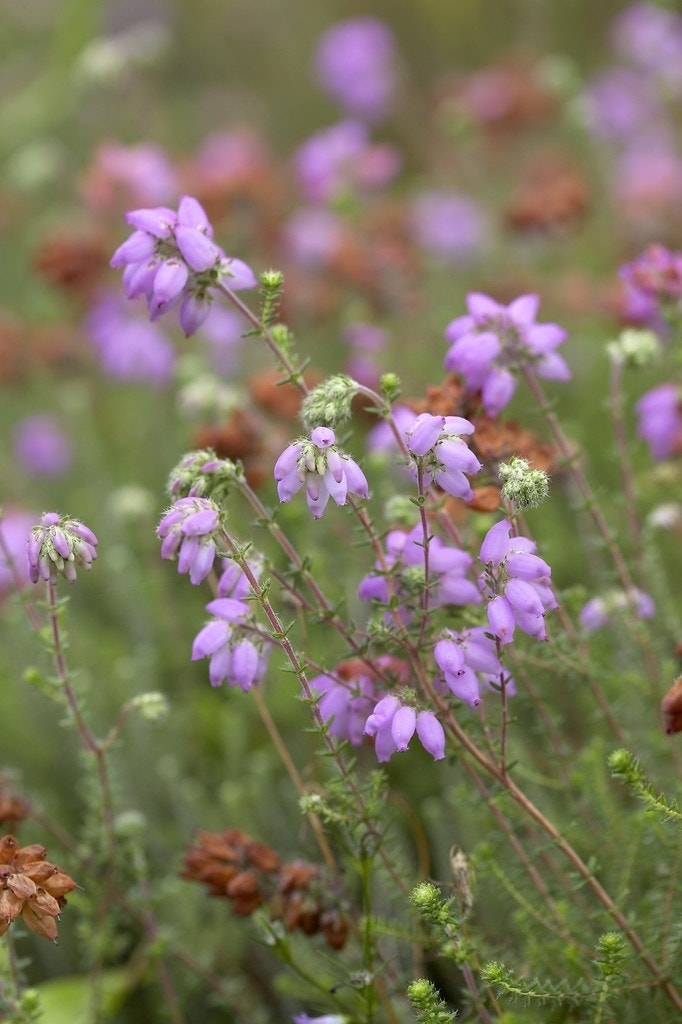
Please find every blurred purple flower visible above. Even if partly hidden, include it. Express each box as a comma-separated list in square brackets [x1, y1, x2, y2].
[341, 322, 388, 387]
[13, 415, 72, 476]
[309, 670, 377, 746]
[86, 290, 176, 385]
[635, 383, 682, 460]
[582, 67, 662, 142]
[366, 404, 418, 455]
[405, 412, 481, 499]
[198, 303, 246, 376]
[478, 519, 557, 643]
[434, 626, 514, 708]
[0, 509, 36, 597]
[85, 141, 179, 207]
[192, 596, 269, 690]
[614, 141, 682, 226]
[157, 496, 221, 585]
[411, 191, 487, 263]
[620, 244, 682, 304]
[612, 3, 682, 94]
[294, 120, 401, 203]
[281, 207, 346, 266]
[444, 292, 570, 417]
[274, 426, 369, 519]
[580, 587, 655, 632]
[110, 195, 256, 336]
[313, 17, 398, 123]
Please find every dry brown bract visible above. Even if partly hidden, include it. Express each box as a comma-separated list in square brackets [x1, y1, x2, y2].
[0, 835, 78, 941]
[181, 828, 349, 949]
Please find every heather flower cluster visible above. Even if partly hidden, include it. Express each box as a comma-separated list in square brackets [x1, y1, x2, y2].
[157, 496, 221, 585]
[192, 558, 271, 690]
[363, 695, 445, 763]
[478, 519, 557, 643]
[580, 587, 655, 632]
[444, 292, 570, 416]
[405, 412, 482, 500]
[28, 512, 98, 585]
[110, 195, 256, 336]
[434, 627, 514, 708]
[274, 426, 369, 519]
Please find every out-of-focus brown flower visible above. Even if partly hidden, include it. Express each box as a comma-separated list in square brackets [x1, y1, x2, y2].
[470, 416, 555, 474]
[33, 229, 109, 299]
[505, 155, 590, 233]
[0, 781, 30, 828]
[0, 835, 78, 941]
[248, 367, 323, 421]
[435, 59, 556, 137]
[662, 677, 682, 735]
[181, 829, 349, 949]
[194, 408, 268, 488]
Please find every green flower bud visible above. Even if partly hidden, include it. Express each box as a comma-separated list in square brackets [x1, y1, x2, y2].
[300, 374, 360, 430]
[130, 691, 169, 722]
[499, 456, 549, 510]
[260, 268, 284, 290]
[606, 328, 660, 368]
[380, 372, 402, 403]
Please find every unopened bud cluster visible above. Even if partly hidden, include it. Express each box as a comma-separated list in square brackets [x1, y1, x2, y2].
[498, 456, 549, 510]
[300, 375, 360, 431]
[28, 512, 98, 584]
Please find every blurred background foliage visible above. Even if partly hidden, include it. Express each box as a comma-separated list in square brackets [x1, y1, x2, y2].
[1, 1, 681, 1021]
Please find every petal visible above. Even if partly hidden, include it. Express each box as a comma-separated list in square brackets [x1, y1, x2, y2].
[479, 519, 511, 565]
[125, 206, 177, 237]
[192, 619, 231, 659]
[507, 293, 539, 325]
[467, 292, 500, 319]
[177, 195, 212, 233]
[175, 227, 221, 272]
[391, 705, 416, 751]
[526, 323, 567, 353]
[343, 457, 370, 499]
[505, 578, 545, 616]
[444, 665, 481, 706]
[535, 352, 572, 381]
[110, 231, 156, 268]
[416, 711, 446, 759]
[220, 257, 257, 290]
[407, 413, 444, 456]
[434, 467, 474, 500]
[487, 594, 516, 644]
[434, 638, 465, 675]
[481, 367, 516, 417]
[152, 258, 189, 304]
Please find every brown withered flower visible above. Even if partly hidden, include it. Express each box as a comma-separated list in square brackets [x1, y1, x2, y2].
[33, 229, 109, 299]
[662, 677, 682, 735]
[0, 781, 30, 828]
[0, 835, 78, 941]
[505, 154, 590, 234]
[181, 829, 349, 949]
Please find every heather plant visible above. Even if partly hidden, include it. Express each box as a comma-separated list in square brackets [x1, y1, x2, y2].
[2, 4, 682, 1024]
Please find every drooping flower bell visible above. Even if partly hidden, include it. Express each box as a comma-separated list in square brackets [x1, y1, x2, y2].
[477, 519, 557, 643]
[157, 496, 221, 585]
[274, 426, 369, 519]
